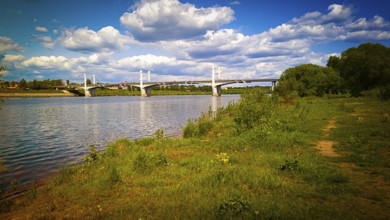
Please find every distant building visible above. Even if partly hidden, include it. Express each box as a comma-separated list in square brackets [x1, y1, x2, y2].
[107, 84, 127, 90]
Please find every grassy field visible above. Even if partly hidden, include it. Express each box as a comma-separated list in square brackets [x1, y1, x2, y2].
[1, 89, 389, 219]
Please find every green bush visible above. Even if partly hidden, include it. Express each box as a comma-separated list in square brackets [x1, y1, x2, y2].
[182, 113, 213, 138]
[132, 152, 169, 174]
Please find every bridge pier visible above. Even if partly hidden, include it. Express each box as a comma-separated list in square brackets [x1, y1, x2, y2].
[271, 81, 277, 91]
[84, 88, 97, 97]
[140, 87, 152, 97]
[212, 85, 222, 96]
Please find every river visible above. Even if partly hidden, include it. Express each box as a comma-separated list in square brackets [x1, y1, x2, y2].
[0, 95, 239, 187]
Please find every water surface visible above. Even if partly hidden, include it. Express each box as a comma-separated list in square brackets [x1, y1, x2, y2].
[0, 95, 238, 185]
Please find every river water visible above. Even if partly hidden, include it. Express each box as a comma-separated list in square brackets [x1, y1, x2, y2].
[0, 95, 238, 186]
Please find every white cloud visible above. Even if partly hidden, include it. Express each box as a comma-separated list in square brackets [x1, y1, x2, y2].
[120, 0, 234, 41]
[0, 36, 23, 53]
[58, 26, 132, 53]
[35, 26, 48, 32]
[265, 4, 390, 43]
[4, 54, 24, 63]
[35, 35, 55, 49]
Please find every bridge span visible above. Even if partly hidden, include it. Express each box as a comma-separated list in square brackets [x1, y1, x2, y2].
[129, 67, 279, 97]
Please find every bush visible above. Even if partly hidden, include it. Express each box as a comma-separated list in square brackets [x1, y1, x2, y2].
[217, 196, 254, 219]
[132, 152, 168, 174]
[182, 113, 213, 138]
[233, 88, 275, 133]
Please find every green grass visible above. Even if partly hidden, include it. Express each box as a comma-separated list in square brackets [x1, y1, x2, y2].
[2, 89, 389, 219]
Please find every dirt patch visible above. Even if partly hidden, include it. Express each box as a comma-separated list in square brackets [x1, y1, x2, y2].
[317, 140, 340, 157]
[317, 118, 340, 157]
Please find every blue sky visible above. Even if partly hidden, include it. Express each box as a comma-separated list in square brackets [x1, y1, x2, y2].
[1, 0, 389, 83]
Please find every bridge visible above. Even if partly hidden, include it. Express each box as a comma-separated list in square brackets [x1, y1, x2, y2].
[129, 67, 279, 97]
[80, 74, 101, 97]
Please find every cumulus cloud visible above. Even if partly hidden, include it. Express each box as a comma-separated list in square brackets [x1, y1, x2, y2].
[58, 26, 132, 53]
[4, 54, 24, 63]
[0, 36, 23, 53]
[35, 26, 48, 32]
[267, 4, 390, 43]
[120, 0, 234, 41]
[35, 35, 55, 49]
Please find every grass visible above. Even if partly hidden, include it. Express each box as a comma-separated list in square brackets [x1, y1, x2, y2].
[1, 89, 389, 219]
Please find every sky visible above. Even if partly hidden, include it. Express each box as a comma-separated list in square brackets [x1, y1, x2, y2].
[0, 0, 389, 83]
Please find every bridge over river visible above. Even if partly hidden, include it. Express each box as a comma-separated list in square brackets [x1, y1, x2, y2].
[79, 67, 279, 97]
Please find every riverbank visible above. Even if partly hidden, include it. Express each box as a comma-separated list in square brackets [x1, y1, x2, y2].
[0, 89, 75, 97]
[1, 89, 389, 219]
[0, 93, 75, 97]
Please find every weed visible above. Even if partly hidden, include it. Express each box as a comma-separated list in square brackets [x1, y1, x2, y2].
[107, 166, 121, 184]
[133, 152, 168, 174]
[83, 144, 101, 165]
[279, 158, 298, 171]
[182, 113, 213, 138]
[54, 164, 76, 185]
[154, 129, 165, 139]
[217, 196, 254, 219]
[216, 153, 230, 165]
[135, 137, 155, 146]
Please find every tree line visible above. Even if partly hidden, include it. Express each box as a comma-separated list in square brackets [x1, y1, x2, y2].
[276, 43, 390, 99]
[1, 79, 64, 90]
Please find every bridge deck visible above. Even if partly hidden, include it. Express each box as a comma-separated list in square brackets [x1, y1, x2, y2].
[128, 78, 278, 85]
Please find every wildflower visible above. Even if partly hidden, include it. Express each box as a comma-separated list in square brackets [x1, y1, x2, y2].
[216, 153, 230, 165]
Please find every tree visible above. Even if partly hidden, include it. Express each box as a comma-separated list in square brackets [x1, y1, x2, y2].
[326, 56, 340, 70]
[86, 79, 92, 85]
[276, 64, 343, 97]
[335, 43, 390, 97]
[19, 78, 28, 89]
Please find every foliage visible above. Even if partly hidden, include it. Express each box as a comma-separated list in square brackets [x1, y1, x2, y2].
[276, 64, 343, 97]
[217, 196, 254, 219]
[233, 88, 275, 132]
[182, 113, 213, 138]
[331, 43, 390, 98]
[83, 145, 102, 165]
[132, 152, 168, 174]
[154, 129, 165, 139]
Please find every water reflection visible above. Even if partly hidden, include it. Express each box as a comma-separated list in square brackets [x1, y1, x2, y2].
[0, 95, 239, 185]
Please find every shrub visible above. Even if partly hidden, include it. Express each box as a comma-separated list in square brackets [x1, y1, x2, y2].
[233, 88, 275, 133]
[182, 113, 213, 138]
[133, 152, 169, 174]
[217, 196, 254, 219]
[83, 145, 101, 165]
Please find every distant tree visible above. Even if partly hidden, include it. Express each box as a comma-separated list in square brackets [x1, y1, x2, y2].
[86, 79, 92, 85]
[19, 78, 28, 89]
[276, 64, 343, 97]
[334, 43, 390, 97]
[66, 80, 70, 85]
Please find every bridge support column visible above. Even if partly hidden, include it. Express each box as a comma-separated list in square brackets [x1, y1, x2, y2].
[140, 87, 152, 97]
[212, 85, 222, 96]
[84, 88, 96, 97]
[271, 81, 276, 91]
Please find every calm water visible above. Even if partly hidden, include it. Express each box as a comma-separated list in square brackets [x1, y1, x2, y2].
[0, 95, 238, 185]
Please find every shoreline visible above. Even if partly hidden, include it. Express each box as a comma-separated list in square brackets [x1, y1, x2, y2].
[0, 93, 75, 97]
